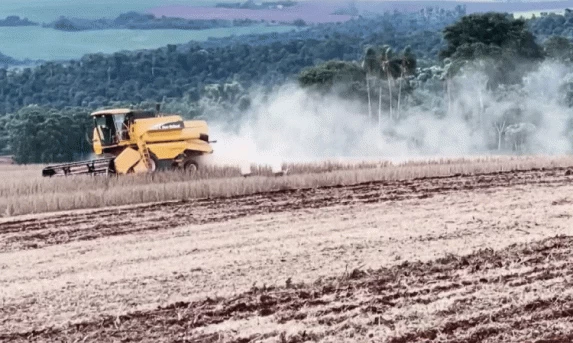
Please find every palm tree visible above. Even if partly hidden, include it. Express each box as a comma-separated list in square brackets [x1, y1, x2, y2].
[379, 46, 402, 122]
[379, 46, 393, 121]
[361, 47, 378, 120]
[396, 46, 417, 119]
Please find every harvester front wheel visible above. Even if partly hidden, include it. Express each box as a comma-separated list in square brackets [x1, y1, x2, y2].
[183, 159, 199, 173]
[128, 153, 157, 174]
[148, 155, 158, 173]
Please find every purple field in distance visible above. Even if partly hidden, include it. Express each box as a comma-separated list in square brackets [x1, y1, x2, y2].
[147, 0, 573, 24]
[148, 2, 352, 24]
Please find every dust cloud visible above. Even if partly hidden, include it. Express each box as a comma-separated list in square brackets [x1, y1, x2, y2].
[204, 60, 573, 171]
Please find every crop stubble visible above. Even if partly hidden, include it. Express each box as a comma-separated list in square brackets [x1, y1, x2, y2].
[1, 164, 573, 342]
[3, 155, 572, 217]
[0, 166, 571, 253]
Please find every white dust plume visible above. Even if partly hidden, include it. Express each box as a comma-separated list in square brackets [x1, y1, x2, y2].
[204, 60, 573, 170]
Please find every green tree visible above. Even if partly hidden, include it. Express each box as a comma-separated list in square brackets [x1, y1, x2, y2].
[379, 45, 395, 122]
[361, 47, 378, 120]
[543, 35, 573, 62]
[440, 12, 543, 87]
[6, 105, 92, 164]
[6, 105, 48, 163]
[298, 60, 365, 97]
[396, 46, 417, 119]
[440, 12, 543, 61]
[0, 115, 10, 155]
[378, 45, 409, 121]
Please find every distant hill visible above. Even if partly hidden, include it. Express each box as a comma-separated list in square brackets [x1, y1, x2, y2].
[215, 1, 297, 10]
[0, 16, 37, 27]
[148, 2, 353, 24]
[44, 11, 262, 32]
[0, 52, 21, 66]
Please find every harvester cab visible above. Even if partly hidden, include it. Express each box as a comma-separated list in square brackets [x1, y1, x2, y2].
[91, 108, 156, 155]
[42, 107, 215, 177]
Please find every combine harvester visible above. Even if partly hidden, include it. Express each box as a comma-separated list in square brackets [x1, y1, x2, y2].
[42, 106, 216, 177]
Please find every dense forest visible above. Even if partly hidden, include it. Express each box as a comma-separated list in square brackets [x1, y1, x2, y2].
[4, 6, 573, 163]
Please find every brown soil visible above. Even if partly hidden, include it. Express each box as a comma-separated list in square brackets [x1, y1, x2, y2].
[2, 166, 573, 342]
[0, 167, 570, 253]
[3, 235, 572, 343]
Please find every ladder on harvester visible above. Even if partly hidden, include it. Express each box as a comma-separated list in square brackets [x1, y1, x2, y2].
[137, 139, 152, 171]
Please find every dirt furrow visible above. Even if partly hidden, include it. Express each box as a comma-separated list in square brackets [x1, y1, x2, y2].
[0, 167, 571, 252]
[3, 235, 572, 343]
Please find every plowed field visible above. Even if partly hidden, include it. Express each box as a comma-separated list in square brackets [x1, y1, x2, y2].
[1, 166, 573, 342]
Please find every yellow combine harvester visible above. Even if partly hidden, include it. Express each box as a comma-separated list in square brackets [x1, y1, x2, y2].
[42, 107, 215, 177]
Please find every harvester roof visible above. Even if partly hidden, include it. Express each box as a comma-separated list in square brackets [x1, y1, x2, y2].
[90, 108, 133, 116]
[90, 108, 158, 120]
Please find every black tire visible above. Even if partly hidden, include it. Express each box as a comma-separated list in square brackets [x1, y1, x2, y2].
[183, 159, 199, 173]
[127, 152, 158, 174]
[148, 153, 158, 173]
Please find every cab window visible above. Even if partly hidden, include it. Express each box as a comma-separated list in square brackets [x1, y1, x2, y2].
[94, 115, 117, 146]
